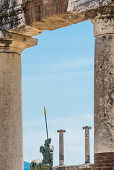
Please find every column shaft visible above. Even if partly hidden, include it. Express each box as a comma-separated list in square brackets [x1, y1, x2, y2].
[57, 129, 66, 166]
[93, 16, 114, 169]
[0, 31, 37, 170]
[59, 133, 64, 165]
[0, 52, 23, 169]
[85, 133, 90, 163]
[83, 126, 91, 164]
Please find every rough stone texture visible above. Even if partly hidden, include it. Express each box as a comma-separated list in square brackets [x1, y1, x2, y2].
[0, 0, 25, 30]
[0, 0, 86, 36]
[0, 0, 113, 36]
[94, 19, 114, 154]
[0, 51, 23, 170]
[93, 18, 114, 37]
[94, 152, 114, 169]
[67, 0, 113, 13]
[57, 129, 66, 166]
[0, 31, 37, 170]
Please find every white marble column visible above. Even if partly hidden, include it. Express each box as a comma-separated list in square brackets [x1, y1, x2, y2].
[0, 31, 37, 170]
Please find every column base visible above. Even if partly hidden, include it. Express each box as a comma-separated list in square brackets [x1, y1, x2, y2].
[94, 153, 114, 170]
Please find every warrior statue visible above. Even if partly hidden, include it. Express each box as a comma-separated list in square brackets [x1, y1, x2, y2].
[30, 107, 54, 170]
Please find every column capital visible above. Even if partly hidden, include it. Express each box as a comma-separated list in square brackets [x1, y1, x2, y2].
[83, 126, 92, 130]
[86, 6, 114, 37]
[57, 129, 66, 133]
[83, 126, 91, 137]
[86, 6, 114, 20]
[0, 31, 37, 54]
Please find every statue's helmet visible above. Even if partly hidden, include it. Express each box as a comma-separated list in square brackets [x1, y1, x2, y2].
[45, 138, 51, 145]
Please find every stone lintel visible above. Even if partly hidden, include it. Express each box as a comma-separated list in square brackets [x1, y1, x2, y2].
[57, 129, 66, 133]
[0, 31, 37, 54]
[68, 0, 113, 13]
[11, 12, 86, 36]
[0, 0, 113, 37]
[0, 0, 86, 36]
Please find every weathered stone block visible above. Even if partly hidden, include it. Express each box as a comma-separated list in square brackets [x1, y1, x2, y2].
[67, 0, 113, 13]
[0, 0, 25, 31]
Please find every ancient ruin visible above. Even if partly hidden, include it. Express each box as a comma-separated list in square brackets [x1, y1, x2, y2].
[83, 126, 91, 164]
[0, 0, 114, 169]
[57, 129, 66, 166]
[55, 128, 93, 170]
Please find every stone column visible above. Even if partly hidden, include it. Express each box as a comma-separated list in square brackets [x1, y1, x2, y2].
[57, 129, 66, 166]
[83, 126, 91, 164]
[91, 6, 114, 169]
[0, 31, 37, 170]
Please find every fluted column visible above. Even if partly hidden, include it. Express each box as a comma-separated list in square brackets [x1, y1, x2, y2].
[83, 126, 91, 164]
[0, 31, 37, 170]
[91, 6, 114, 169]
[57, 129, 66, 166]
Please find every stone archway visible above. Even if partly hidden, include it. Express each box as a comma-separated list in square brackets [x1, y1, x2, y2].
[0, 0, 114, 169]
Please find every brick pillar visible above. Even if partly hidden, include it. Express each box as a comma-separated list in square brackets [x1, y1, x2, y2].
[57, 129, 66, 166]
[91, 6, 114, 170]
[0, 31, 37, 170]
[83, 126, 91, 164]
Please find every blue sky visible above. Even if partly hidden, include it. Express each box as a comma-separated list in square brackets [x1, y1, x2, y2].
[22, 20, 95, 166]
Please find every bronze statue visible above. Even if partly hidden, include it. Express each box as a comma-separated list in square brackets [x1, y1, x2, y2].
[30, 138, 54, 170]
[40, 138, 54, 167]
[30, 107, 54, 170]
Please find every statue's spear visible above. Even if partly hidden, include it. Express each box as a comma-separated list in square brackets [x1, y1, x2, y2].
[44, 106, 49, 139]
